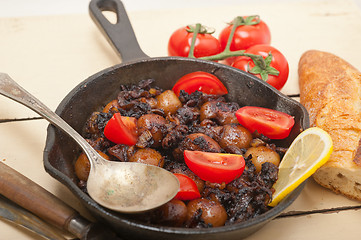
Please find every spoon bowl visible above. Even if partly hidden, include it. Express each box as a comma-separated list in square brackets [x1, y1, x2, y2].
[87, 161, 179, 213]
[0, 73, 179, 213]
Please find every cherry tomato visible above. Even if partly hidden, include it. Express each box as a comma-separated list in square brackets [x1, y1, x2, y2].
[184, 150, 245, 184]
[219, 16, 271, 65]
[235, 106, 295, 139]
[173, 173, 201, 201]
[172, 71, 228, 97]
[168, 25, 221, 58]
[104, 113, 138, 145]
[232, 44, 289, 90]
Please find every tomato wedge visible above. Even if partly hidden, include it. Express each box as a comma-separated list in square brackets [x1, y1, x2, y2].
[236, 106, 295, 139]
[172, 71, 228, 97]
[173, 173, 201, 201]
[104, 113, 138, 145]
[184, 150, 245, 184]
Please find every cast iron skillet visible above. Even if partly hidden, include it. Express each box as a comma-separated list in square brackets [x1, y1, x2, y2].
[43, 0, 310, 239]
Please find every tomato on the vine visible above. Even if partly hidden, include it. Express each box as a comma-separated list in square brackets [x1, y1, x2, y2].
[104, 113, 138, 145]
[219, 16, 271, 65]
[172, 71, 228, 97]
[168, 25, 221, 58]
[184, 150, 245, 184]
[232, 44, 289, 90]
[235, 106, 295, 139]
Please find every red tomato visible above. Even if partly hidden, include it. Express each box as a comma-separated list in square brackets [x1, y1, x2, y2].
[235, 106, 295, 139]
[172, 71, 228, 97]
[104, 113, 138, 145]
[184, 150, 245, 184]
[173, 173, 201, 201]
[219, 16, 271, 65]
[232, 44, 289, 90]
[168, 25, 221, 58]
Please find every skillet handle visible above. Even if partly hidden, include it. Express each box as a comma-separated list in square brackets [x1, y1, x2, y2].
[89, 0, 149, 62]
[0, 162, 91, 238]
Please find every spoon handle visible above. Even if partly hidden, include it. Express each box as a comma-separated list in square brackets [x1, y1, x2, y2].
[0, 73, 99, 162]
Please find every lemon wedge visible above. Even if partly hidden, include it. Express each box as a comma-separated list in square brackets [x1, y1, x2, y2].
[269, 127, 333, 207]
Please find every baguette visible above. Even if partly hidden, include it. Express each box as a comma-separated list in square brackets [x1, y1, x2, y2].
[298, 50, 361, 201]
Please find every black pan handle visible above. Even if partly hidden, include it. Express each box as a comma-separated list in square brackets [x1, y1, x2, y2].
[89, 0, 149, 62]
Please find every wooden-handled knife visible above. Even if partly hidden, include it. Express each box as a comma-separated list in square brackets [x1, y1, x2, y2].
[0, 162, 121, 240]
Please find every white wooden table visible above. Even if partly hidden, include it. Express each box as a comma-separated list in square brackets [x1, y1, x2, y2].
[1, 0, 361, 239]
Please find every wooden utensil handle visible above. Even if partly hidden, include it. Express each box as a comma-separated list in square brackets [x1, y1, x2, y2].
[0, 162, 79, 230]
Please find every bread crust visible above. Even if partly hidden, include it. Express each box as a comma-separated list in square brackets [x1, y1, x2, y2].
[298, 50, 361, 201]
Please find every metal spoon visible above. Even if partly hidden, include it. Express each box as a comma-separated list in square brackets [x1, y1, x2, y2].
[0, 73, 179, 213]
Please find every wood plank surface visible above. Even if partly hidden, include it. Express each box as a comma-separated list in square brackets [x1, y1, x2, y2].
[1, 0, 361, 239]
